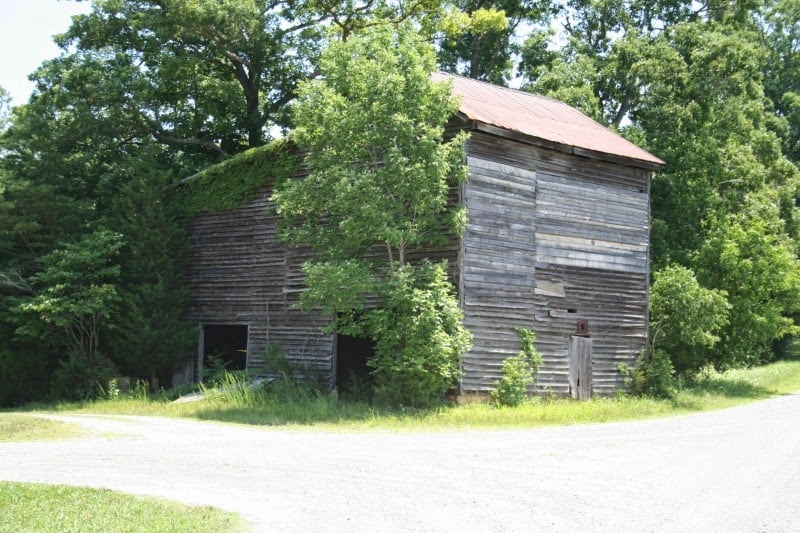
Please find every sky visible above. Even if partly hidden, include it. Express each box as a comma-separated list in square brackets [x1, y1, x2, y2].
[0, 0, 92, 105]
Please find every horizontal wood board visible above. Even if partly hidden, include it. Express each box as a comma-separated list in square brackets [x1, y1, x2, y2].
[186, 172, 461, 386]
[460, 132, 650, 394]
[460, 152, 537, 391]
[185, 125, 652, 395]
[185, 179, 335, 383]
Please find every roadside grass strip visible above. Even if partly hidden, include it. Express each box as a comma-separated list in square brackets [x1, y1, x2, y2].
[15, 358, 800, 431]
[0, 414, 85, 441]
[0, 482, 246, 533]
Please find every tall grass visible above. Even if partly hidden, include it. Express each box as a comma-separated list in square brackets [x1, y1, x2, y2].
[193, 373, 379, 427]
[16, 358, 800, 431]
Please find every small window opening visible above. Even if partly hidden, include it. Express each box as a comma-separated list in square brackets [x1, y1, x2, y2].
[567, 309, 578, 314]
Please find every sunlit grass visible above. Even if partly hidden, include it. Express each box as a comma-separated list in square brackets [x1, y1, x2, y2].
[0, 482, 246, 533]
[0, 414, 85, 441]
[16, 358, 800, 431]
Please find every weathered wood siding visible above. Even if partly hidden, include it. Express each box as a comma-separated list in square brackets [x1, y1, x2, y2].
[185, 181, 334, 384]
[185, 125, 651, 396]
[185, 175, 461, 386]
[461, 132, 650, 395]
[460, 152, 537, 391]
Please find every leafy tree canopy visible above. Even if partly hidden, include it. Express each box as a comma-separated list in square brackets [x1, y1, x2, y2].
[274, 24, 472, 405]
[275, 23, 468, 267]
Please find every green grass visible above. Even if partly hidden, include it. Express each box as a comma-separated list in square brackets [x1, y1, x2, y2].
[0, 414, 85, 441]
[669, 358, 800, 411]
[16, 358, 800, 431]
[0, 482, 246, 533]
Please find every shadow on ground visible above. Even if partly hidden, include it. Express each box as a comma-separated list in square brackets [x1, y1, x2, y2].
[685, 377, 774, 399]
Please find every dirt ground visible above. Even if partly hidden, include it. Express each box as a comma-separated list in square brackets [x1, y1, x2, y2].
[2, 393, 799, 532]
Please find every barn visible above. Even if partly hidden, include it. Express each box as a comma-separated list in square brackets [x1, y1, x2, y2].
[178, 72, 664, 398]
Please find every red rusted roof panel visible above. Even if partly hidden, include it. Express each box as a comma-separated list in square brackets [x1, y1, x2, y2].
[434, 72, 664, 167]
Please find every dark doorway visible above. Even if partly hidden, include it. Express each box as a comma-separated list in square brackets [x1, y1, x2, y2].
[336, 334, 375, 392]
[203, 325, 248, 372]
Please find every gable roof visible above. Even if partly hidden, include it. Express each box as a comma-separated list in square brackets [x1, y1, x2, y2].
[434, 72, 664, 170]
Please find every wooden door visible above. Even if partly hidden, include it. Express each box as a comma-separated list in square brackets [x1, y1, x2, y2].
[569, 335, 592, 400]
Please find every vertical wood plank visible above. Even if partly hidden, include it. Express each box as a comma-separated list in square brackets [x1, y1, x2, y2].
[569, 335, 592, 400]
[196, 325, 204, 383]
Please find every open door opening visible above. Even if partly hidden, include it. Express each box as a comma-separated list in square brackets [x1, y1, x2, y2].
[203, 325, 248, 373]
[336, 334, 375, 394]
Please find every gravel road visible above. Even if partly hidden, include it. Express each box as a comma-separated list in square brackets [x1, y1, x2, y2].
[2, 394, 799, 532]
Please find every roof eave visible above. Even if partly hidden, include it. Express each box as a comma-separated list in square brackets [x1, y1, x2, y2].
[470, 120, 664, 172]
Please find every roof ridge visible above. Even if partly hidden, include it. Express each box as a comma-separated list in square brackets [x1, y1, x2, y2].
[435, 70, 664, 167]
[434, 71, 573, 108]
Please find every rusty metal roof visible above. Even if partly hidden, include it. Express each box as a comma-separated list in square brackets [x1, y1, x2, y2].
[434, 72, 664, 168]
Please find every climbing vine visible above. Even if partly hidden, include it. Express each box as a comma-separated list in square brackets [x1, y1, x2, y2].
[176, 138, 300, 216]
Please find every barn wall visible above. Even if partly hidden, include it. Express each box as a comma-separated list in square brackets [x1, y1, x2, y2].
[185, 181, 334, 384]
[462, 132, 650, 395]
[184, 173, 462, 387]
[460, 152, 537, 392]
[184, 126, 650, 396]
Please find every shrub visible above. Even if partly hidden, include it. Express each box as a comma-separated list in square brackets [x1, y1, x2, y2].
[50, 351, 118, 401]
[257, 345, 294, 379]
[366, 262, 472, 407]
[0, 345, 52, 407]
[491, 328, 542, 407]
[631, 350, 676, 398]
[492, 355, 533, 407]
[650, 264, 730, 375]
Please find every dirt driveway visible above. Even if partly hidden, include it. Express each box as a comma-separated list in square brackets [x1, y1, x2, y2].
[2, 393, 799, 532]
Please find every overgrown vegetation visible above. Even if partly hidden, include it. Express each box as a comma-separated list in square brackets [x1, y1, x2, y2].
[0, 482, 245, 533]
[176, 138, 299, 216]
[274, 26, 472, 406]
[492, 328, 542, 407]
[16, 356, 800, 429]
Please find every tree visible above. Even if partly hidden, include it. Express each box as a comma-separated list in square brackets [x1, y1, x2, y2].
[437, 0, 553, 84]
[518, 2, 800, 374]
[12, 229, 123, 398]
[365, 261, 472, 405]
[762, 0, 800, 162]
[274, 24, 472, 405]
[276, 24, 468, 268]
[59, 0, 320, 153]
[56, 0, 462, 155]
[694, 194, 800, 368]
[649, 264, 730, 375]
[14, 229, 123, 360]
[1, 0, 489, 402]
[102, 156, 195, 388]
[0, 86, 9, 132]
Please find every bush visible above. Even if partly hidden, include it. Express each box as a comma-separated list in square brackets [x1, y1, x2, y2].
[650, 264, 730, 375]
[366, 262, 472, 407]
[50, 351, 118, 401]
[492, 355, 533, 407]
[693, 201, 800, 368]
[631, 350, 676, 398]
[0, 346, 52, 407]
[491, 328, 542, 407]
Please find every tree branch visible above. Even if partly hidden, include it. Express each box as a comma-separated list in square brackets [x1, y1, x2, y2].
[146, 119, 228, 156]
[0, 269, 34, 296]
